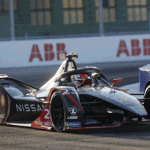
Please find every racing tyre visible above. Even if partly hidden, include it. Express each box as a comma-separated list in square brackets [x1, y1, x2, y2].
[144, 85, 150, 117]
[50, 91, 65, 132]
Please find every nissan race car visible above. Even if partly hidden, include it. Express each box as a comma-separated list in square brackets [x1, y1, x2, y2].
[0, 53, 150, 132]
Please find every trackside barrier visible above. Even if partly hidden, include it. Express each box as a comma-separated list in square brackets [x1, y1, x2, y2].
[1, 33, 150, 68]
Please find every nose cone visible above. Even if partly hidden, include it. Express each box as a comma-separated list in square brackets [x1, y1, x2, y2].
[85, 87, 148, 117]
[125, 101, 147, 116]
[116, 92, 147, 117]
[100, 87, 147, 117]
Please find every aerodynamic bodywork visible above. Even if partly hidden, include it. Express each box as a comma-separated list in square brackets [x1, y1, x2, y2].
[0, 53, 150, 132]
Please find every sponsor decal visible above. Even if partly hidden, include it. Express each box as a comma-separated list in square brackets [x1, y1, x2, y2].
[34, 121, 52, 126]
[66, 122, 81, 128]
[0, 95, 5, 106]
[62, 88, 77, 95]
[117, 39, 150, 57]
[29, 43, 67, 62]
[118, 97, 131, 104]
[16, 104, 45, 112]
[31, 104, 53, 129]
[68, 107, 77, 115]
[67, 116, 78, 120]
[118, 97, 131, 101]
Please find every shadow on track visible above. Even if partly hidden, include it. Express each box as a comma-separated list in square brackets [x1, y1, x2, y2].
[66, 122, 150, 140]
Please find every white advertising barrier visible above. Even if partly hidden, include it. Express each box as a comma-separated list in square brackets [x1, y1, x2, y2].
[1, 33, 150, 68]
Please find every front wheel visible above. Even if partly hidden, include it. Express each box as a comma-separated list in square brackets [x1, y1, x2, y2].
[50, 91, 65, 132]
[144, 85, 150, 117]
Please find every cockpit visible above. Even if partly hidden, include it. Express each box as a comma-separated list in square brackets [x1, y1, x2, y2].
[40, 53, 110, 91]
[54, 53, 110, 88]
[37, 53, 111, 98]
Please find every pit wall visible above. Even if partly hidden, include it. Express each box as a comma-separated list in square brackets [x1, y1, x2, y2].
[1, 33, 150, 68]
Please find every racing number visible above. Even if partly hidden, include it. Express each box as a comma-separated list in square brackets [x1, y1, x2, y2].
[62, 89, 76, 95]
[44, 109, 50, 119]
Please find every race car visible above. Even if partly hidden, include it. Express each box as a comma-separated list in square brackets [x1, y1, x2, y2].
[0, 52, 150, 132]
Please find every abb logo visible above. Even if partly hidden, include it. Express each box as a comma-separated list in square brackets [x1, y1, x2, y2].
[117, 39, 150, 57]
[29, 43, 67, 62]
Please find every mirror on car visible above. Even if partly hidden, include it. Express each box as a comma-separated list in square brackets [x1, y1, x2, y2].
[112, 78, 123, 87]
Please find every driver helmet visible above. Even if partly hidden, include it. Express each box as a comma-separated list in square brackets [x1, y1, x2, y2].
[72, 74, 90, 86]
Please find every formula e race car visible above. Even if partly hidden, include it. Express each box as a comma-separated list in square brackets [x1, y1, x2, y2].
[0, 53, 150, 132]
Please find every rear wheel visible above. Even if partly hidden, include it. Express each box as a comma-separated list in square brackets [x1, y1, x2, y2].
[50, 91, 65, 132]
[144, 85, 150, 117]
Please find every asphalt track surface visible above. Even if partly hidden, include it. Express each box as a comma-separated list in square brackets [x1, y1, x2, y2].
[1, 60, 150, 150]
